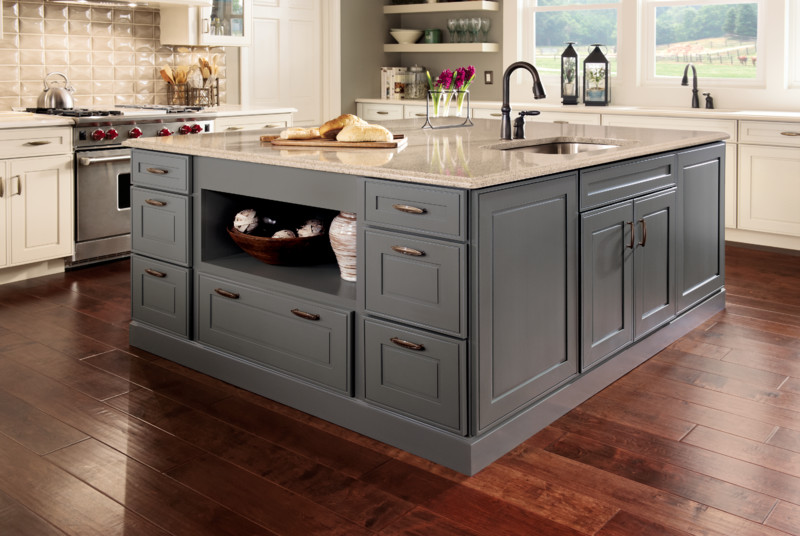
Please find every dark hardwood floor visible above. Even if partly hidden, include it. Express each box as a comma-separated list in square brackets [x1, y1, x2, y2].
[1, 244, 799, 535]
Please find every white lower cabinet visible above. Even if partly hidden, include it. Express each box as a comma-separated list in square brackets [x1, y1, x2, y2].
[738, 144, 800, 236]
[1, 153, 73, 268]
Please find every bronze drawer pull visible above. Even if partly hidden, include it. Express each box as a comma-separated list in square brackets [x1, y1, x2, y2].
[392, 203, 426, 215]
[144, 268, 166, 278]
[145, 167, 168, 174]
[291, 309, 320, 321]
[627, 221, 635, 249]
[214, 288, 240, 299]
[415, 113, 426, 117]
[638, 219, 647, 247]
[145, 199, 167, 207]
[390, 337, 425, 351]
[25, 140, 52, 146]
[226, 126, 244, 131]
[377, 111, 390, 115]
[391, 245, 425, 257]
[780, 131, 800, 136]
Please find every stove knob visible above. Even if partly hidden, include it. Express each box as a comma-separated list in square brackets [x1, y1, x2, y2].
[157, 127, 173, 137]
[191, 124, 204, 134]
[91, 129, 106, 141]
[105, 128, 119, 140]
[178, 124, 192, 135]
[128, 127, 143, 138]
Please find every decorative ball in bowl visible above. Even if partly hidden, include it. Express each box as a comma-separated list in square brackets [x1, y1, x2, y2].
[390, 29, 423, 44]
[227, 226, 333, 266]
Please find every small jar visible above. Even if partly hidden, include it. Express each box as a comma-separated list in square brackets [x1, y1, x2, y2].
[407, 65, 427, 100]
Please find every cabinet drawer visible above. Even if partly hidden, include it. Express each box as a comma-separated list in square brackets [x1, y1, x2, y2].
[197, 273, 352, 393]
[580, 153, 676, 211]
[359, 103, 404, 121]
[214, 113, 293, 132]
[364, 179, 466, 240]
[364, 229, 466, 336]
[131, 255, 190, 338]
[131, 187, 191, 266]
[0, 127, 71, 158]
[403, 104, 429, 119]
[602, 114, 737, 140]
[364, 318, 465, 434]
[131, 150, 191, 194]
[739, 121, 800, 147]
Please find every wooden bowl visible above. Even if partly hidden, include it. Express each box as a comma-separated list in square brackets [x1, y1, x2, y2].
[227, 227, 333, 266]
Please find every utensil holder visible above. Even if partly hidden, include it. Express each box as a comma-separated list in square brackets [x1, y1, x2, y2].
[190, 79, 220, 107]
[167, 83, 189, 105]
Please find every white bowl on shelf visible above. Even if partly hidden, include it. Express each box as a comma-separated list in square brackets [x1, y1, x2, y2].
[390, 29, 423, 44]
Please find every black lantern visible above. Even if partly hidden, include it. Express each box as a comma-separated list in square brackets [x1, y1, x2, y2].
[560, 42, 579, 105]
[583, 44, 610, 106]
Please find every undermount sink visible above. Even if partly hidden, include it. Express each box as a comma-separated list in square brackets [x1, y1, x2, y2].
[503, 142, 620, 154]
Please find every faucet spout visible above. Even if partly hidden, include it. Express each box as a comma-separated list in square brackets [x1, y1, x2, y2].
[501, 61, 546, 140]
[681, 63, 700, 108]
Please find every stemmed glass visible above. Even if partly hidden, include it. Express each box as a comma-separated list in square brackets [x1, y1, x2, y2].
[469, 18, 481, 43]
[456, 18, 468, 43]
[447, 18, 458, 43]
[480, 18, 491, 42]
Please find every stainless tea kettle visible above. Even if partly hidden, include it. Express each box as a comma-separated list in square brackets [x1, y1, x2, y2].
[37, 72, 75, 109]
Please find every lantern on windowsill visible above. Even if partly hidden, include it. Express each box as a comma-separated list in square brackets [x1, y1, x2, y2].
[583, 44, 610, 106]
[560, 42, 579, 105]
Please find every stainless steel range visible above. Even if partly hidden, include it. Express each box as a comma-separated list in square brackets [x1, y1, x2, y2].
[26, 106, 213, 267]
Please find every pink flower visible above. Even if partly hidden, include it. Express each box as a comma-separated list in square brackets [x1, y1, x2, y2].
[436, 69, 454, 90]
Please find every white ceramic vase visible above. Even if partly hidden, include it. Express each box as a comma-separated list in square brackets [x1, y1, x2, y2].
[329, 211, 357, 281]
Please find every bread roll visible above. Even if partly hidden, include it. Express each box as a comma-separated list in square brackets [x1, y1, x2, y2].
[279, 127, 320, 140]
[336, 124, 393, 143]
[319, 114, 366, 139]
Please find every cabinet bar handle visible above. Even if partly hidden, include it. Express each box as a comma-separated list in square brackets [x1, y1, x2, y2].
[291, 309, 320, 321]
[392, 203, 426, 215]
[10, 176, 20, 196]
[415, 113, 426, 117]
[390, 337, 425, 351]
[780, 131, 800, 136]
[25, 140, 52, 146]
[145, 199, 167, 207]
[638, 219, 647, 247]
[490, 112, 502, 117]
[391, 245, 425, 257]
[145, 167, 168, 175]
[627, 221, 635, 249]
[0, 177, 3, 198]
[226, 126, 244, 131]
[214, 288, 239, 299]
[144, 268, 167, 278]
[377, 111, 390, 115]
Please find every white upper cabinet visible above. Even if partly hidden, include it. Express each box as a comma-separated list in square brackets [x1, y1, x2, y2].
[160, 0, 253, 47]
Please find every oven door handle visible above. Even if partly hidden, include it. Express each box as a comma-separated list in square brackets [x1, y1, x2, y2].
[78, 155, 132, 166]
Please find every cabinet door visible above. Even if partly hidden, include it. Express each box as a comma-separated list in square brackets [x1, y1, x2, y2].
[634, 188, 676, 338]
[131, 255, 191, 338]
[581, 201, 633, 370]
[131, 187, 191, 267]
[0, 167, 7, 268]
[677, 144, 725, 314]
[738, 144, 800, 237]
[475, 174, 578, 432]
[7, 154, 73, 266]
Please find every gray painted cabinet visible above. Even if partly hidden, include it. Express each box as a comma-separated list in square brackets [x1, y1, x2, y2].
[129, 143, 725, 475]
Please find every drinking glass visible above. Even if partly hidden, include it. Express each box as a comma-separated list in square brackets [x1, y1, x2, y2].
[481, 18, 491, 42]
[468, 17, 481, 43]
[447, 18, 458, 43]
[456, 18, 468, 43]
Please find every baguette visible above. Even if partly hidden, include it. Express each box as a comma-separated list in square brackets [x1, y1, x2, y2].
[319, 114, 367, 139]
[279, 127, 320, 140]
[336, 124, 393, 143]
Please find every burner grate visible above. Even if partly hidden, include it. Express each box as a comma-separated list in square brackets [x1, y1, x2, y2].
[26, 108, 123, 117]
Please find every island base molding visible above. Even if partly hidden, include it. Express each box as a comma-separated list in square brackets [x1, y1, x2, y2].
[130, 289, 724, 476]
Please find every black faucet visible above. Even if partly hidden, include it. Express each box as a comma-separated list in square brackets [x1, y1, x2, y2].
[501, 61, 546, 140]
[681, 63, 700, 108]
[513, 111, 541, 139]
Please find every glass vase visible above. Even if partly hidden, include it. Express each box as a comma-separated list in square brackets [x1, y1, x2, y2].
[438, 89, 455, 117]
[455, 90, 469, 117]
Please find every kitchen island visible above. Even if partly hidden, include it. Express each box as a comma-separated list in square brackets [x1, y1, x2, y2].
[125, 119, 727, 475]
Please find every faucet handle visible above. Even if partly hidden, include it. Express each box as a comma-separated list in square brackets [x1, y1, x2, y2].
[519, 110, 541, 118]
[513, 111, 541, 139]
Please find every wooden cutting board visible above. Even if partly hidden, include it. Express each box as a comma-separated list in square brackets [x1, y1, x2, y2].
[261, 134, 406, 149]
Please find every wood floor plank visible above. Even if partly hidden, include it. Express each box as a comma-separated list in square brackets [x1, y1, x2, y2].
[0, 359, 202, 473]
[33, 306, 133, 352]
[726, 302, 800, 328]
[0, 488, 67, 536]
[682, 425, 800, 478]
[166, 453, 374, 536]
[595, 510, 693, 536]
[653, 347, 789, 389]
[0, 388, 88, 455]
[767, 427, 800, 453]
[667, 337, 732, 359]
[765, 500, 800, 534]
[722, 348, 800, 382]
[0, 434, 169, 536]
[45, 438, 278, 536]
[375, 507, 485, 536]
[106, 389, 413, 531]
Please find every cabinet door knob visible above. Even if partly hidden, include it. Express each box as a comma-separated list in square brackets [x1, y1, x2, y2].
[392, 203, 426, 215]
[291, 309, 320, 321]
[627, 221, 635, 249]
[638, 219, 647, 247]
[390, 337, 425, 351]
[391, 245, 425, 257]
[145, 199, 167, 207]
[144, 268, 167, 278]
[146, 167, 168, 175]
[214, 288, 240, 299]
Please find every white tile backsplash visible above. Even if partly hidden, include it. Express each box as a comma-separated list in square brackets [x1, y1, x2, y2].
[1, 0, 227, 109]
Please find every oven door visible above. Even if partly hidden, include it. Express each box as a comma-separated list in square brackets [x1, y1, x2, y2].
[75, 147, 132, 242]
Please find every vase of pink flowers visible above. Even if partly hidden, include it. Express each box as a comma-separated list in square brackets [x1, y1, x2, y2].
[454, 65, 475, 117]
[427, 68, 456, 117]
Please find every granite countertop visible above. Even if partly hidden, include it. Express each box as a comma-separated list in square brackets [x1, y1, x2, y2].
[124, 118, 728, 189]
[357, 98, 800, 123]
[0, 112, 74, 128]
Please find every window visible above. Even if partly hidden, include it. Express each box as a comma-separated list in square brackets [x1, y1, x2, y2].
[519, 0, 621, 80]
[642, 0, 764, 84]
